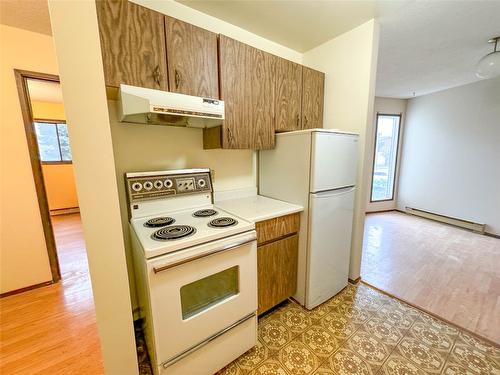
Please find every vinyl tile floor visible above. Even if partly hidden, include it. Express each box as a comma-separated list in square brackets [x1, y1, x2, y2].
[217, 282, 500, 375]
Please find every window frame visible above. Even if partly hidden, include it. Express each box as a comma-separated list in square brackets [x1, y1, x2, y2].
[33, 118, 72, 165]
[369, 113, 402, 203]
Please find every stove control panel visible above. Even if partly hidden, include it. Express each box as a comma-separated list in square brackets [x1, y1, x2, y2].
[126, 170, 212, 202]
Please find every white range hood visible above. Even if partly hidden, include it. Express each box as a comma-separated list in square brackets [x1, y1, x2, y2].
[118, 84, 224, 128]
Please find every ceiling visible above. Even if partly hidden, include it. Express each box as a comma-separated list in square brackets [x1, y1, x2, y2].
[27, 79, 63, 103]
[177, 0, 408, 52]
[376, 1, 500, 98]
[2, 0, 498, 99]
[0, 0, 51, 35]
[178, 0, 500, 99]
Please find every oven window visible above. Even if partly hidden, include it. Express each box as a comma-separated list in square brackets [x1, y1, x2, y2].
[180, 266, 239, 320]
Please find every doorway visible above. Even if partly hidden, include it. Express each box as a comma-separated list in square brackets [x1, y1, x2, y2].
[14, 70, 84, 283]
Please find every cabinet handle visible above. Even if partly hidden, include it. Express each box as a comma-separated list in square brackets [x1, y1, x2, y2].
[296, 114, 299, 128]
[175, 69, 181, 89]
[153, 65, 161, 86]
[304, 115, 308, 128]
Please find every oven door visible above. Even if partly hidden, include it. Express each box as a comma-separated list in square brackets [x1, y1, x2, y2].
[146, 230, 257, 365]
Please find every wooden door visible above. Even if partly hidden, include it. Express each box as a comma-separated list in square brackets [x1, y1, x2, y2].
[257, 235, 299, 315]
[165, 17, 219, 99]
[219, 35, 275, 149]
[302, 67, 325, 129]
[96, 0, 167, 90]
[275, 59, 302, 132]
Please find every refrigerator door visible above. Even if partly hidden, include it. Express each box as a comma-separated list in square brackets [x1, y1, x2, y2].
[310, 132, 359, 193]
[306, 186, 355, 309]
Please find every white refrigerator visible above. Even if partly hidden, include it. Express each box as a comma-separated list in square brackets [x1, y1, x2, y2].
[259, 129, 358, 309]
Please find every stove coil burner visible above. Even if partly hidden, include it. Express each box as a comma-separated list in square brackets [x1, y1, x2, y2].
[144, 217, 175, 228]
[208, 217, 238, 228]
[152, 225, 196, 241]
[193, 209, 218, 217]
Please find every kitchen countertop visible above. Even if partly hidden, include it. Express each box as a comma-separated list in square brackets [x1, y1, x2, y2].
[216, 195, 303, 223]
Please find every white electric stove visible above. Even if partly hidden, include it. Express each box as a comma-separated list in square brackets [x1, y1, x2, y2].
[127, 169, 257, 375]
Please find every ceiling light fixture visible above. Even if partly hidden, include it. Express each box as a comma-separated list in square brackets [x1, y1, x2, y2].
[476, 36, 500, 79]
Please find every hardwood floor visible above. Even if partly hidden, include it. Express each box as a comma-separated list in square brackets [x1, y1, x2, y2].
[361, 211, 500, 344]
[0, 214, 104, 374]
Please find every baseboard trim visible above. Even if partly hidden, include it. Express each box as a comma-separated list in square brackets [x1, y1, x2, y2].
[0, 280, 53, 298]
[50, 207, 80, 216]
[360, 280, 500, 348]
[348, 277, 361, 284]
[366, 209, 397, 214]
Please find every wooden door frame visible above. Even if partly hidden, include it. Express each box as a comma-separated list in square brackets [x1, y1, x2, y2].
[14, 69, 61, 284]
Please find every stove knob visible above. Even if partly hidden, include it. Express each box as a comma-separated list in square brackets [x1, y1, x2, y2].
[131, 182, 142, 192]
[164, 179, 173, 188]
[143, 181, 153, 191]
[154, 180, 163, 189]
[197, 179, 206, 188]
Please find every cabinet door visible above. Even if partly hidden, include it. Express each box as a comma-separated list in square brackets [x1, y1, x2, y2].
[165, 17, 219, 99]
[219, 35, 275, 150]
[257, 235, 298, 315]
[275, 59, 302, 132]
[96, 0, 167, 90]
[302, 67, 325, 129]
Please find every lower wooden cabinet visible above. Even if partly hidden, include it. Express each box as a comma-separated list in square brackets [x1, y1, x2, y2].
[257, 234, 299, 315]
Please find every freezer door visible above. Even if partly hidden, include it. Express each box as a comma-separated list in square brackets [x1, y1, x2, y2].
[306, 186, 355, 309]
[310, 132, 358, 192]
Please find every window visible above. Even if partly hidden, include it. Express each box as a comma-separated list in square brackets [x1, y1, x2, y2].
[370, 114, 401, 202]
[34, 121, 72, 163]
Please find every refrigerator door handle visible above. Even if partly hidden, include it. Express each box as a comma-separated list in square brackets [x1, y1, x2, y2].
[311, 185, 356, 196]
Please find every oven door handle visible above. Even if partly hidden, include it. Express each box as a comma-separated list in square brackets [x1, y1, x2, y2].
[152, 234, 256, 273]
[161, 312, 256, 369]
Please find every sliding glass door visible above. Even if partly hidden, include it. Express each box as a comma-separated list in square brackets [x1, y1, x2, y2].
[370, 114, 401, 202]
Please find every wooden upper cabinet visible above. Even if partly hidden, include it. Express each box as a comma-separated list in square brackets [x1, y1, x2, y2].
[96, 0, 167, 90]
[218, 35, 275, 150]
[275, 59, 303, 132]
[165, 17, 219, 99]
[301, 67, 325, 129]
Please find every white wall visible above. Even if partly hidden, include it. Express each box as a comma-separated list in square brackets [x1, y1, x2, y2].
[302, 20, 380, 280]
[398, 76, 500, 235]
[366, 97, 407, 212]
[48, 1, 138, 373]
[0, 25, 54, 293]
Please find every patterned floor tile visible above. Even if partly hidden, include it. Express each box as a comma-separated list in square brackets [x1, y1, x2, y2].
[325, 347, 375, 375]
[448, 343, 500, 374]
[320, 311, 359, 341]
[279, 305, 314, 335]
[379, 354, 428, 375]
[213, 283, 500, 375]
[361, 317, 405, 346]
[375, 305, 415, 330]
[346, 330, 392, 372]
[236, 339, 271, 373]
[259, 319, 294, 356]
[335, 300, 373, 324]
[395, 336, 447, 373]
[299, 324, 340, 359]
[277, 339, 321, 375]
[407, 320, 455, 353]
[455, 331, 500, 360]
[253, 358, 290, 375]
[416, 312, 460, 337]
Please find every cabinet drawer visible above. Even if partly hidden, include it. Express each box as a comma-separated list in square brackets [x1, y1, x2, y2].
[257, 234, 298, 315]
[255, 213, 300, 246]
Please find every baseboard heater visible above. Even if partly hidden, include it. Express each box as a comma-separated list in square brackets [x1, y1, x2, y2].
[405, 207, 486, 234]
